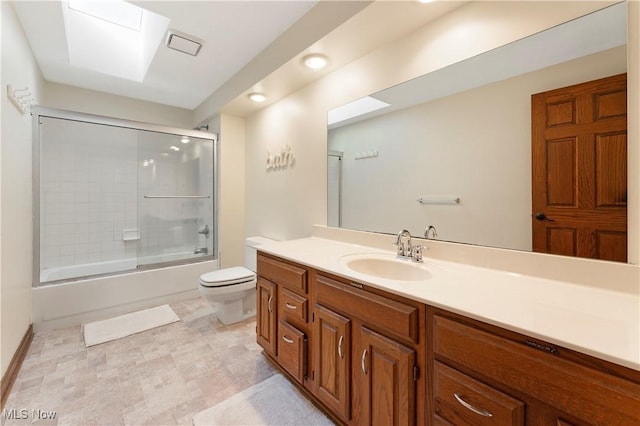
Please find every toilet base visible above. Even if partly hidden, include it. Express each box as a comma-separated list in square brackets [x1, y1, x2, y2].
[210, 290, 256, 325]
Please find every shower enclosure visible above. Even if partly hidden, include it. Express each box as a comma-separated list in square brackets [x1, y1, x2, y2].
[33, 107, 217, 284]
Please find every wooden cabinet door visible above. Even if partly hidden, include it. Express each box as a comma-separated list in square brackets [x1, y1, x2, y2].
[314, 304, 351, 422]
[531, 73, 627, 261]
[256, 277, 276, 356]
[356, 326, 416, 426]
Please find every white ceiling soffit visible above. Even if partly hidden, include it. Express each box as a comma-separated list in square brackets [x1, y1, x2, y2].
[12, 0, 332, 109]
[218, 0, 467, 118]
[328, 2, 627, 129]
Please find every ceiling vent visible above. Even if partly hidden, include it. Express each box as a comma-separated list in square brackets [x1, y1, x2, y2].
[166, 30, 203, 56]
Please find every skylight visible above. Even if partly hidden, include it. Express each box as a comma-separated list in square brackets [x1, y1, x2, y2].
[327, 96, 391, 126]
[62, 0, 170, 82]
[67, 0, 142, 31]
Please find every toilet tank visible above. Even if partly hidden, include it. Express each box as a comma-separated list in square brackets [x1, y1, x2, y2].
[245, 236, 277, 271]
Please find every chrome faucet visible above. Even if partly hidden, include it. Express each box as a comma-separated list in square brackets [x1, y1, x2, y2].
[395, 229, 423, 262]
[424, 225, 438, 239]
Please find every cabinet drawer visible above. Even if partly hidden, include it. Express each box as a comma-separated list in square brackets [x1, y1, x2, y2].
[433, 314, 640, 425]
[258, 254, 307, 294]
[434, 361, 524, 426]
[278, 320, 306, 383]
[316, 274, 419, 343]
[279, 287, 308, 323]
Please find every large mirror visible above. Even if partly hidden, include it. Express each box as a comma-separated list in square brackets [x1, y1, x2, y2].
[327, 3, 630, 262]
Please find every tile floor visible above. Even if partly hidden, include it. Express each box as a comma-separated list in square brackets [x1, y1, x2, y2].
[3, 297, 277, 425]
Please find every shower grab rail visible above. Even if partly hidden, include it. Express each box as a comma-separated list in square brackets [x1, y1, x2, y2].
[144, 195, 211, 199]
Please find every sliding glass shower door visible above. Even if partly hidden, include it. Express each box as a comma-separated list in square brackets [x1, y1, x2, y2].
[137, 132, 214, 267]
[36, 109, 216, 284]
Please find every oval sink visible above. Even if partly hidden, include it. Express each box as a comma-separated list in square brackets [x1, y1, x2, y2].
[339, 253, 431, 282]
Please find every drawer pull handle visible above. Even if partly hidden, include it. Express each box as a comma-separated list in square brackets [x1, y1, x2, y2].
[361, 349, 368, 374]
[285, 302, 297, 310]
[282, 335, 294, 344]
[453, 393, 493, 418]
[338, 336, 344, 359]
[267, 296, 273, 313]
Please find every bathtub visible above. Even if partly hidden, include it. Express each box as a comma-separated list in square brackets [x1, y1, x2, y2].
[40, 252, 201, 283]
[40, 258, 138, 282]
[33, 258, 218, 331]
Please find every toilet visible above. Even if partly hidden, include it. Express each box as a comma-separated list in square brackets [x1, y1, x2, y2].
[199, 236, 275, 325]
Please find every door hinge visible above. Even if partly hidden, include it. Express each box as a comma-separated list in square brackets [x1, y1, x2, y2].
[312, 312, 315, 322]
[413, 365, 420, 381]
[312, 370, 315, 380]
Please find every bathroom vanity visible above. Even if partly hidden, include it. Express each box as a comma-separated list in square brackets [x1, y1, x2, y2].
[255, 232, 640, 426]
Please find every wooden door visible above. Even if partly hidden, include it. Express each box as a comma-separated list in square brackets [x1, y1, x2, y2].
[356, 326, 416, 426]
[532, 73, 627, 262]
[256, 277, 277, 356]
[314, 304, 351, 422]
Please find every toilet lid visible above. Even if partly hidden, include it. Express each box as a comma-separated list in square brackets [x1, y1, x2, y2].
[200, 266, 256, 287]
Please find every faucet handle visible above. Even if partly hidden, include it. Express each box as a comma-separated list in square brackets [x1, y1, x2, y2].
[412, 244, 423, 262]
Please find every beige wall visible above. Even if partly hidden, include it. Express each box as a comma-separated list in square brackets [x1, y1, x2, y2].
[245, 1, 639, 264]
[43, 82, 194, 129]
[1, 1, 45, 377]
[214, 114, 247, 268]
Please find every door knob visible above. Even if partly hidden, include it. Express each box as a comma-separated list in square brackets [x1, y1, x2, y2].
[535, 212, 554, 222]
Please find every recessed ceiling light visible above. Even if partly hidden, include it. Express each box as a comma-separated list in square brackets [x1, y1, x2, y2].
[302, 54, 329, 70]
[170, 145, 180, 151]
[248, 92, 266, 103]
[180, 136, 190, 144]
[418, 0, 435, 3]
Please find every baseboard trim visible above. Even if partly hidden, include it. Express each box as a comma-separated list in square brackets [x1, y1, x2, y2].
[0, 324, 34, 410]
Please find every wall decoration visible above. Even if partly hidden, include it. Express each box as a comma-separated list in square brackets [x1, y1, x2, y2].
[266, 145, 295, 170]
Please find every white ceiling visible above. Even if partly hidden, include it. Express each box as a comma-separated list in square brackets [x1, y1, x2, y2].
[12, 0, 467, 116]
[12, 0, 319, 109]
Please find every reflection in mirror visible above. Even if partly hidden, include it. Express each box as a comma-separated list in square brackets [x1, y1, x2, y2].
[327, 3, 629, 261]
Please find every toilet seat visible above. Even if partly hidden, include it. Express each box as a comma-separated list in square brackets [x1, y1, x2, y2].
[200, 266, 256, 287]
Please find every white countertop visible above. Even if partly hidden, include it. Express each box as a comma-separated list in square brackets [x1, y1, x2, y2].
[258, 236, 640, 371]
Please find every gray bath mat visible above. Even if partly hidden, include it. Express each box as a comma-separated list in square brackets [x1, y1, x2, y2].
[83, 304, 180, 347]
[192, 373, 334, 425]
